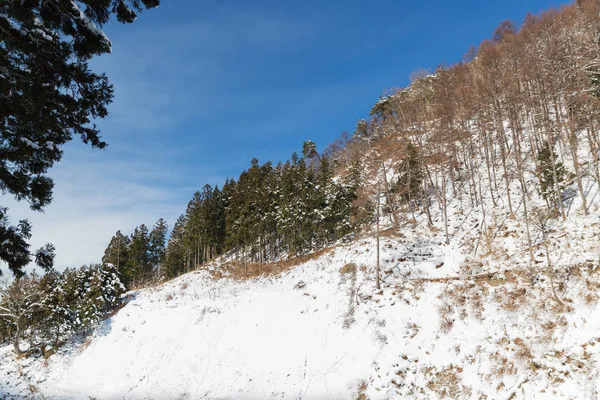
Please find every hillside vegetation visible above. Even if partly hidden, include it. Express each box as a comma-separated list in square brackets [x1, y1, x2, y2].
[98, 0, 600, 285]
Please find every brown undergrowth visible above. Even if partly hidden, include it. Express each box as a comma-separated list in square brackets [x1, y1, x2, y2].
[208, 245, 336, 281]
[432, 261, 600, 395]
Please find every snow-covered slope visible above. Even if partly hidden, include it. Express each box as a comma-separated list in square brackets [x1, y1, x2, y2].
[2, 119, 600, 398]
[0, 231, 462, 399]
[2, 194, 600, 399]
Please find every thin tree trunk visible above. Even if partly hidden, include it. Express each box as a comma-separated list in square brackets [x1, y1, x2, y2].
[587, 124, 600, 186]
[495, 111, 514, 215]
[544, 241, 565, 307]
[562, 119, 588, 215]
[380, 161, 399, 227]
[542, 103, 566, 219]
[14, 321, 21, 355]
[375, 190, 381, 291]
[511, 116, 535, 262]
[481, 126, 498, 207]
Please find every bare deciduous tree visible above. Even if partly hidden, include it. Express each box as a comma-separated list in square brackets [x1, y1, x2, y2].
[0, 277, 45, 355]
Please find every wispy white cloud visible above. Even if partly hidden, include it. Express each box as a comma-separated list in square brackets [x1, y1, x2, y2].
[1, 151, 195, 273]
[92, 6, 320, 137]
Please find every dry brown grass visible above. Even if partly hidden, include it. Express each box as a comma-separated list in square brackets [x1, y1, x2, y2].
[584, 291, 599, 305]
[355, 380, 369, 400]
[378, 227, 403, 238]
[424, 364, 471, 399]
[490, 352, 518, 377]
[482, 226, 496, 257]
[340, 263, 357, 276]
[42, 346, 55, 360]
[28, 383, 41, 396]
[211, 245, 335, 281]
[513, 337, 533, 362]
[440, 317, 454, 333]
[405, 323, 420, 339]
[434, 266, 539, 329]
[82, 337, 93, 350]
[437, 298, 455, 333]
[495, 287, 528, 312]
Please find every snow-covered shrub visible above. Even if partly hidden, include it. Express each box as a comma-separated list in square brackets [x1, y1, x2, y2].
[0, 264, 126, 354]
[70, 264, 126, 332]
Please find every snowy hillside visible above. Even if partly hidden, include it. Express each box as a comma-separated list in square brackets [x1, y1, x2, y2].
[5, 1, 600, 399]
[2, 187, 600, 399]
[0, 232, 461, 399]
[3, 3, 600, 397]
[3, 108, 600, 398]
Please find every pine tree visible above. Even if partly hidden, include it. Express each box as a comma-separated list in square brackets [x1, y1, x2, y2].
[1, 262, 126, 355]
[163, 215, 186, 279]
[211, 186, 227, 255]
[277, 154, 305, 256]
[344, 156, 371, 229]
[102, 146, 356, 276]
[64, 264, 125, 333]
[353, 119, 369, 139]
[589, 69, 600, 99]
[0, 0, 159, 277]
[199, 184, 217, 262]
[537, 141, 566, 209]
[57, 268, 81, 331]
[149, 218, 168, 275]
[302, 140, 320, 161]
[102, 231, 132, 287]
[0, 207, 54, 277]
[37, 270, 69, 346]
[129, 224, 150, 285]
[370, 96, 394, 120]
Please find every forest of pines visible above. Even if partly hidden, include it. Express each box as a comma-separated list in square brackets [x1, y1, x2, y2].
[104, 144, 359, 286]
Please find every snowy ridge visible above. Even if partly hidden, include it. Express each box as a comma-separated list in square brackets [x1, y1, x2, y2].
[1, 188, 598, 399]
[0, 230, 464, 399]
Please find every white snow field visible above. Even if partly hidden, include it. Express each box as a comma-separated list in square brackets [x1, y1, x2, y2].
[43, 241, 401, 400]
[1, 203, 600, 400]
[0, 231, 464, 399]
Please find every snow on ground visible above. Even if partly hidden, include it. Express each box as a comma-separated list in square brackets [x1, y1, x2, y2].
[0, 229, 465, 399]
[2, 136, 600, 399]
[1, 202, 599, 399]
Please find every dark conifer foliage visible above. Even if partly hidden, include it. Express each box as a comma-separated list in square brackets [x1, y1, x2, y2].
[0, 205, 58, 277]
[162, 215, 186, 279]
[149, 218, 168, 272]
[0, 0, 159, 276]
[101, 218, 167, 289]
[102, 230, 131, 286]
[135, 144, 357, 280]
[537, 142, 566, 209]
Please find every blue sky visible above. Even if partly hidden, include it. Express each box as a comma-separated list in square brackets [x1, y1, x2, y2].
[3, 0, 567, 272]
